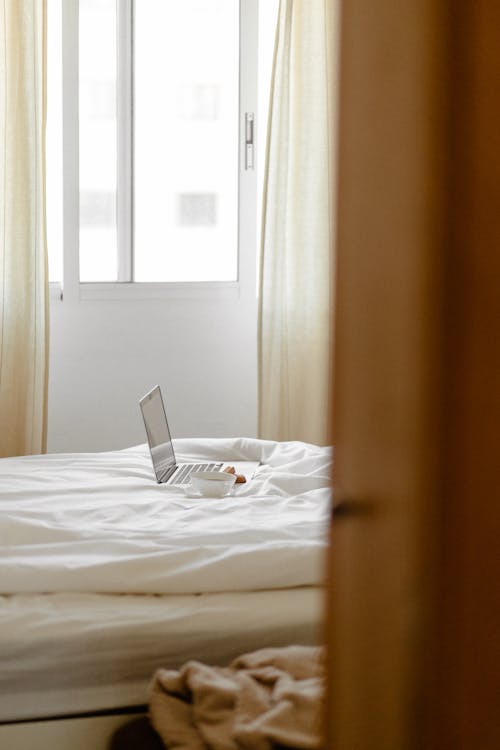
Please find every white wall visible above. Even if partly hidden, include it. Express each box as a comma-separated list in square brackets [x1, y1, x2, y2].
[47, 288, 257, 453]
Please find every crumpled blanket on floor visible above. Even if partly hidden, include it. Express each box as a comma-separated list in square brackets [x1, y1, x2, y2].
[149, 645, 324, 750]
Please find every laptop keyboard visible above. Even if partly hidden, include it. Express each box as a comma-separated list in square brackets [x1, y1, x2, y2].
[171, 463, 222, 485]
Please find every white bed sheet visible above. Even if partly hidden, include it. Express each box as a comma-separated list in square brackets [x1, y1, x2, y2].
[0, 438, 332, 595]
[0, 587, 323, 722]
[0, 437, 331, 722]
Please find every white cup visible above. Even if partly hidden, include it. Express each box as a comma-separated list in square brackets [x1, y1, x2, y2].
[190, 471, 236, 498]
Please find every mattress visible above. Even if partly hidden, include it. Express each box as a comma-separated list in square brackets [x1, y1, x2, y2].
[0, 437, 332, 722]
[0, 587, 323, 722]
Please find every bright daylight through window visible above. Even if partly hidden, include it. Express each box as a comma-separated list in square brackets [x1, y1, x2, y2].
[47, 0, 263, 285]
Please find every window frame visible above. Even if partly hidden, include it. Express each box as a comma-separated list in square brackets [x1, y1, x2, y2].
[57, 0, 258, 302]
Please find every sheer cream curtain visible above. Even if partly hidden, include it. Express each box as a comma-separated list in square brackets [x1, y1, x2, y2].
[258, 0, 337, 445]
[0, 0, 49, 457]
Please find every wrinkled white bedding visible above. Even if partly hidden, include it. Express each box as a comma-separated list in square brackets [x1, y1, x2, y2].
[0, 438, 332, 595]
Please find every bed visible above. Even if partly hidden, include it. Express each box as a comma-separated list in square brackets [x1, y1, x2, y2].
[0, 437, 331, 748]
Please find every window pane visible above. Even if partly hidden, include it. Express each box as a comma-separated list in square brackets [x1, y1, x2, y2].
[46, 0, 63, 283]
[79, 0, 118, 281]
[133, 0, 239, 282]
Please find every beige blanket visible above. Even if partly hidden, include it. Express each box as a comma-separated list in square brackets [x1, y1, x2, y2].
[149, 645, 324, 750]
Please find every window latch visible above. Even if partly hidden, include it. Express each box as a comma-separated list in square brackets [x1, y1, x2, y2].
[245, 112, 254, 170]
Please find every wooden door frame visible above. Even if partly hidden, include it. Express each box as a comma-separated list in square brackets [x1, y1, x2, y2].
[326, 1, 500, 747]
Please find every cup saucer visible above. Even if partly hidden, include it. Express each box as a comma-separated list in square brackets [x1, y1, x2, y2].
[183, 486, 203, 499]
[183, 485, 234, 499]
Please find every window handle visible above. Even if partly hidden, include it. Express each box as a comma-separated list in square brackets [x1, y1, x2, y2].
[245, 112, 254, 170]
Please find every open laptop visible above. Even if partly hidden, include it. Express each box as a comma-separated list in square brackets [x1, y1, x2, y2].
[140, 385, 223, 485]
[140, 385, 259, 486]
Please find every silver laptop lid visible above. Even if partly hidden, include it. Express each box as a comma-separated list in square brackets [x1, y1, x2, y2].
[139, 385, 176, 483]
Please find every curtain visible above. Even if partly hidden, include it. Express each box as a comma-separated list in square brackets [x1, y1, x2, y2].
[258, 0, 337, 445]
[0, 0, 49, 457]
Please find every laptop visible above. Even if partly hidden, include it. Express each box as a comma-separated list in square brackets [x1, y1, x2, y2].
[140, 385, 259, 486]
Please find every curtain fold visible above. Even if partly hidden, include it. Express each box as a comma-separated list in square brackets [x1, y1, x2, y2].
[258, 0, 337, 445]
[0, 0, 49, 457]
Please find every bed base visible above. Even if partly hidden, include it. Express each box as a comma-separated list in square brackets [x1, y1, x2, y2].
[0, 706, 162, 750]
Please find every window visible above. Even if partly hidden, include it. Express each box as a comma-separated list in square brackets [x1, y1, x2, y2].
[47, 0, 263, 288]
[46, 0, 63, 283]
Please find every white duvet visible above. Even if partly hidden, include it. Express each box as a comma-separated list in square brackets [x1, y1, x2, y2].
[0, 438, 332, 595]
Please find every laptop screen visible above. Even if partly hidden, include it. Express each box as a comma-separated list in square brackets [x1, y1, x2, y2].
[140, 386, 176, 482]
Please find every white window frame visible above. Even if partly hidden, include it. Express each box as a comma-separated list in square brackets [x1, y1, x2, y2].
[58, 0, 258, 303]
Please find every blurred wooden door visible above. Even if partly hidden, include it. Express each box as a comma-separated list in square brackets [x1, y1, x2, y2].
[326, 1, 500, 748]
